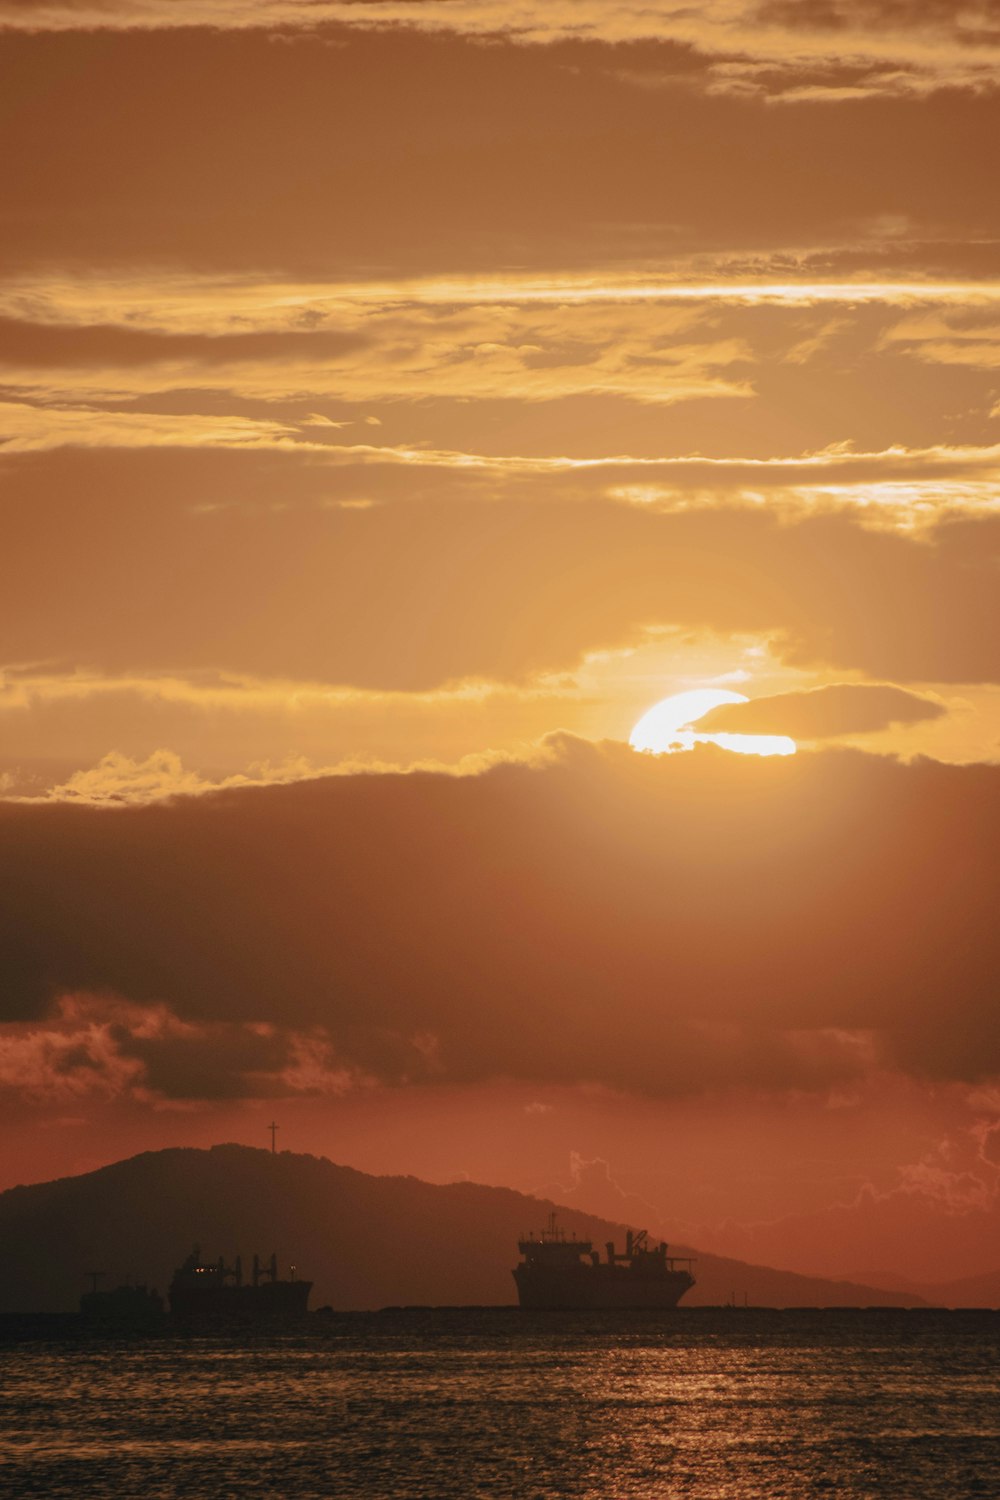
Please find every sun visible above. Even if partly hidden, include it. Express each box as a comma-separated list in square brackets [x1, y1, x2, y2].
[629, 688, 796, 758]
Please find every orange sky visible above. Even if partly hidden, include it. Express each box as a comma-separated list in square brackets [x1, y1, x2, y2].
[2, 1, 999, 1285]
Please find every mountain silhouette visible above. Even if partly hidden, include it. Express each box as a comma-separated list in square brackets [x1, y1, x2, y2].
[0, 1145, 929, 1312]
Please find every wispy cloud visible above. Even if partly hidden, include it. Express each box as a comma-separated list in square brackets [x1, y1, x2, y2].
[4, 274, 999, 428]
[7, 271, 1000, 326]
[4, 402, 999, 527]
[0, 400, 304, 451]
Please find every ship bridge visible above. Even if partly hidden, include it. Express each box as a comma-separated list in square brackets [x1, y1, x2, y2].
[517, 1213, 593, 1267]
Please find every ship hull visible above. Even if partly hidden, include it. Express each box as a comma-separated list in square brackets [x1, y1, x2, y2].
[169, 1280, 312, 1325]
[513, 1265, 693, 1311]
[81, 1285, 165, 1330]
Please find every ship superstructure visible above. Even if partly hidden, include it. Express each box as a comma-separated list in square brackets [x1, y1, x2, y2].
[168, 1246, 312, 1324]
[513, 1214, 694, 1310]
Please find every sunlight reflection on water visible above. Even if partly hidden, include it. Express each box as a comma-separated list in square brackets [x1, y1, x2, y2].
[1, 1309, 998, 1498]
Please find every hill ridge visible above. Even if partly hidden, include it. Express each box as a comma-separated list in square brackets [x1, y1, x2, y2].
[0, 1144, 931, 1312]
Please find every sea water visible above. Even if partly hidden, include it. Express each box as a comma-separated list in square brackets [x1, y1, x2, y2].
[1, 1308, 998, 1498]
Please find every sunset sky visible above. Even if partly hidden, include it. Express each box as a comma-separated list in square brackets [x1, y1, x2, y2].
[2, 1, 999, 1288]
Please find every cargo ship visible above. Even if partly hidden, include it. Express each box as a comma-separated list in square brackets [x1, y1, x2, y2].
[80, 1278, 165, 1330]
[513, 1214, 695, 1310]
[168, 1246, 312, 1324]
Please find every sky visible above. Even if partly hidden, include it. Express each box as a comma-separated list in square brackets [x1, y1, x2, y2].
[2, 0, 1000, 1287]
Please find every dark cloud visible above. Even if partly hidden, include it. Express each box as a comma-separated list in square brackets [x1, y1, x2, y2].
[112, 1020, 293, 1100]
[0, 999, 327, 1102]
[1, 28, 999, 276]
[700, 684, 947, 738]
[1, 745, 998, 1098]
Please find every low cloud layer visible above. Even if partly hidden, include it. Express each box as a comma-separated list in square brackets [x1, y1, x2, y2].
[2, 743, 997, 1104]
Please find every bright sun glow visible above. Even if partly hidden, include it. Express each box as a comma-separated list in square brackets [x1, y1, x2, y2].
[629, 688, 796, 758]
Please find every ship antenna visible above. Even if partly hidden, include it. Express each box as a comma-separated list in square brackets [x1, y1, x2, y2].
[85, 1270, 107, 1295]
[268, 1121, 279, 1155]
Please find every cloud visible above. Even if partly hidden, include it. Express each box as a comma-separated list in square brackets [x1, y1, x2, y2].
[0, 318, 366, 369]
[700, 683, 948, 738]
[9, 271, 1000, 329]
[0, 295, 762, 411]
[4, 0, 1000, 104]
[535, 1152, 662, 1227]
[0, 400, 304, 452]
[879, 309, 1000, 369]
[13, 745, 529, 804]
[3, 28, 1000, 287]
[33, 748, 330, 804]
[0, 664, 581, 798]
[4, 283, 1000, 450]
[0, 999, 146, 1103]
[1, 745, 998, 1103]
[3, 452, 1000, 688]
[5, 390, 1000, 531]
[0, 994, 375, 1103]
[754, 0, 1000, 39]
[5, 276, 1000, 519]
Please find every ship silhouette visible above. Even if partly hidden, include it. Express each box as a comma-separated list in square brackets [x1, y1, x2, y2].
[79, 1274, 165, 1330]
[513, 1214, 695, 1310]
[169, 1246, 312, 1324]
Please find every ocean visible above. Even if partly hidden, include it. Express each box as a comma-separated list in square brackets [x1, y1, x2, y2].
[2, 1308, 998, 1497]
